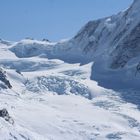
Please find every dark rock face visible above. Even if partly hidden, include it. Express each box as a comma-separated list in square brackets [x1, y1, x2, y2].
[0, 68, 12, 89]
[74, 20, 101, 41]
[0, 108, 14, 124]
[73, 19, 109, 54]
[0, 108, 9, 118]
[42, 38, 50, 42]
[71, 0, 140, 69]
[111, 23, 140, 68]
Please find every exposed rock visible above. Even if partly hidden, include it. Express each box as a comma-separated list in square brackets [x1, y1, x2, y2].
[0, 108, 14, 124]
[0, 68, 12, 89]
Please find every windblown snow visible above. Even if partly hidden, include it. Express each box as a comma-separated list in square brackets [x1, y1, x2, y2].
[0, 0, 140, 139]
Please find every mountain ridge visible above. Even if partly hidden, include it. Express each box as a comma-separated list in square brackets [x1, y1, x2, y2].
[8, 0, 140, 90]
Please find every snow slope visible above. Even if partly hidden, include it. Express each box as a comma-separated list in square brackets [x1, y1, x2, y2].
[0, 38, 140, 139]
[0, 0, 140, 139]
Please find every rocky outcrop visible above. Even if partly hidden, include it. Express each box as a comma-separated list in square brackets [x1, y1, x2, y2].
[0, 108, 14, 124]
[0, 68, 12, 89]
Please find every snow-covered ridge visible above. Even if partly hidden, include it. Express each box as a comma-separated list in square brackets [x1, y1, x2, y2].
[10, 0, 140, 65]
[0, 38, 13, 46]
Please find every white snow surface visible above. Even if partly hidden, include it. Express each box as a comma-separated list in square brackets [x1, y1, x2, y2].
[0, 0, 140, 139]
[0, 38, 140, 140]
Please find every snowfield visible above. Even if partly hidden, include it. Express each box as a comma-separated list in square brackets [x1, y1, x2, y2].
[0, 41, 140, 140]
[0, 0, 140, 139]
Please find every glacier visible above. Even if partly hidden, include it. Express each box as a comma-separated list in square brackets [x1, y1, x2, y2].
[0, 0, 140, 139]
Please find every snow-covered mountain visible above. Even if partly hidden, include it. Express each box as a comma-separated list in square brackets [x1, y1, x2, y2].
[0, 0, 140, 139]
[10, 0, 140, 90]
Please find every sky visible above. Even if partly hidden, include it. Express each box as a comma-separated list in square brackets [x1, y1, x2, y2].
[0, 0, 133, 41]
